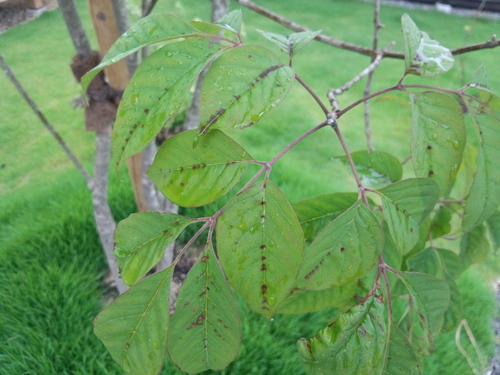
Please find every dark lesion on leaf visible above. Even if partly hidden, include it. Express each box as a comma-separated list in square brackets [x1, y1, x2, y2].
[304, 251, 332, 279]
[188, 314, 205, 329]
[259, 65, 282, 79]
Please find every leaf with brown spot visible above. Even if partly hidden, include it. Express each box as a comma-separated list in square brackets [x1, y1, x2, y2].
[167, 243, 241, 374]
[296, 201, 383, 291]
[216, 180, 304, 318]
[148, 129, 254, 207]
[112, 38, 226, 170]
[198, 45, 294, 137]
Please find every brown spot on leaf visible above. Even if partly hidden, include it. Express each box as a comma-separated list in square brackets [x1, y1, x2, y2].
[261, 284, 268, 295]
[341, 247, 345, 252]
[144, 108, 149, 114]
[259, 65, 281, 79]
[261, 264, 267, 271]
[260, 244, 266, 249]
[427, 145, 432, 150]
[428, 170, 434, 177]
[201, 256, 208, 263]
[188, 314, 205, 329]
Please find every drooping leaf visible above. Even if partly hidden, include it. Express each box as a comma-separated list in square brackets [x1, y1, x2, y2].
[463, 89, 500, 231]
[296, 201, 383, 290]
[82, 14, 204, 93]
[487, 211, 500, 250]
[276, 282, 357, 314]
[112, 39, 225, 170]
[441, 274, 463, 332]
[216, 180, 304, 318]
[94, 267, 173, 375]
[410, 91, 466, 197]
[114, 213, 193, 286]
[397, 272, 450, 356]
[401, 14, 454, 77]
[382, 322, 422, 375]
[256, 30, 321, 56]
[167, 243, 241, 374]
[436, 248, 464, 279]
[460, 223, 489, 265]
[430, 204, 453, 239]
[293, 192, 358, 241]
[215, 10, 243, 34]
[297, 294, 386, 375]
[148, 129, 254, 207]
[198, 45, 294, 136]
[406, 247, 440, 276]
[336, 150, 403, 188]
[469, 64, 491, 92]
[378, 178, 439, 254]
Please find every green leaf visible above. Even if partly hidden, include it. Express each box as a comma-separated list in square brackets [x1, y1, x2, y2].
[113, 39, 224, 170]
[397, 272, 450, 355]
[94, 267, 173, 375]
[401, 14, 454, 77]
[198, 45, 294, 136]
[256, 30, 321, 56]
[114, 213, 193, 286]
[436, 248, 464, 279]
[167, 243, 241, 374]
[276, 282, 357, 314]
[378, 178, 439, 254]
[293, 192, 358, 241]
[216, 180, 304, 318]
[460, 224, 489, 264]
[406, 248, 440, 276]
[336, 150, 403, 188]
[296, 201, 383, 290]
[82, 14, 203, 94]
[469, 64, 491, 92]
[410, 92, 466, 196]
[297, 294, 386, 375]
[487, 211, 500, 250]
[441, 274, 463, 332]
[382, 322, 422, 375]
[215, 10, 243, 34]
[430, 204, 453, 239]
[463, 89, 500, 230]
[148, 129, 254, 207]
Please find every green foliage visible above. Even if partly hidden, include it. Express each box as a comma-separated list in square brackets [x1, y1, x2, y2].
[79, 8, 500, 375]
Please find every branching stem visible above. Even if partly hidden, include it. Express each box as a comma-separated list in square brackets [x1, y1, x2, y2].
[295, 74, 329, 115]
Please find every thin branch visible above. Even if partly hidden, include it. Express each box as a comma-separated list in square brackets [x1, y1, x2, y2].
[143, 0, 159, 17]
[331, 121, 369, 206]
[363, 0, 383, 152]
[234, 0, 500, 59]
[0, 54, 92, 186]
[328, 45, 391, 97]
[295, 74, 329, 115]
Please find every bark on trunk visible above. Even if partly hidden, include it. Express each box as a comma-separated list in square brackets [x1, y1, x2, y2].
[93, 129, 129, 294]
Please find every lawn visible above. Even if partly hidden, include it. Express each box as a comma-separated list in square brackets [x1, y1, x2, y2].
[1, 0, 499, 374]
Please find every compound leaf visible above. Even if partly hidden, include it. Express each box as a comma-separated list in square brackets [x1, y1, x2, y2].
[410, 91, 466, 197]
[94, 267, 173, 375]
[401, 14, 454, 77]
[167, 243, 241, 374]
[113, 39, 224, 170]
[148, 129, 254, 207]
[114, 213, 193, 286]
[216, 180, 304, 318]
[198, 45, 294, 136]
[378, 178, 439, 254]
[293, 192, 358, 241]
[296, 201, 383, 290]
[82, 13, 203, 93]
[297, 295, 386, 375]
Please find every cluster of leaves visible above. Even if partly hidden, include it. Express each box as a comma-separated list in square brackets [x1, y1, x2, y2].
[82, 10, 500, 375]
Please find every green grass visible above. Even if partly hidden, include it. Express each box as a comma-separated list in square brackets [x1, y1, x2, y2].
[1, 0, 499, 374]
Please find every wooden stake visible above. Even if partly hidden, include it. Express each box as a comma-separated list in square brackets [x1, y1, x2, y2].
[87, 0, 149, 212]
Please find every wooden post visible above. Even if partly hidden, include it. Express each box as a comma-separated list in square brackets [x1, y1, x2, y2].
[87, 0, 149, 212]
[28, 0, 44, 9]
